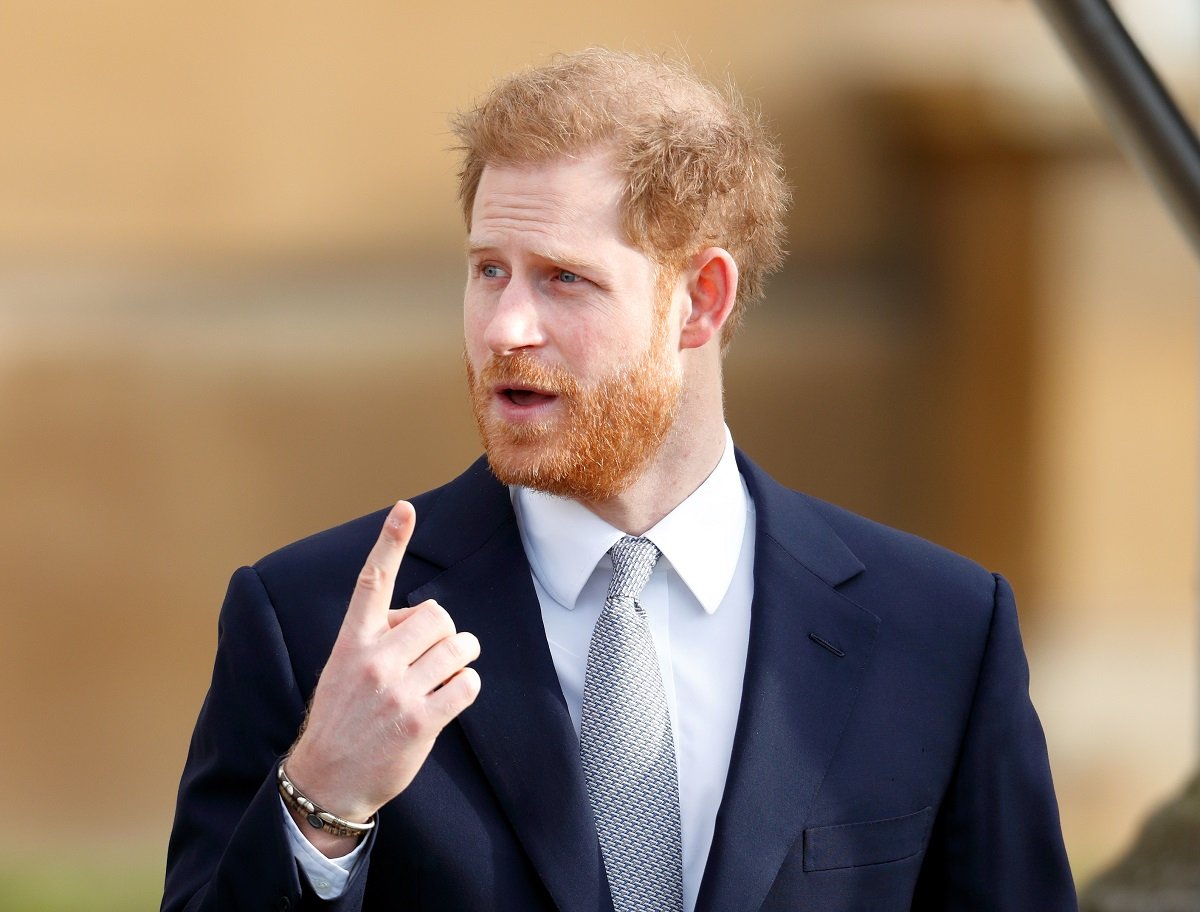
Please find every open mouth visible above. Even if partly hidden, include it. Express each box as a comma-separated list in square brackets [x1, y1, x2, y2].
[499, 386, 558, 408]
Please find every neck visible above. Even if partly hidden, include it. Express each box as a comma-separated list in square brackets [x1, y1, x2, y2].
[580, 374, 727, 536]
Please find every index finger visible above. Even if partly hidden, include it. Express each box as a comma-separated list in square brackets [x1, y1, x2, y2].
[344, 500, 416, 635]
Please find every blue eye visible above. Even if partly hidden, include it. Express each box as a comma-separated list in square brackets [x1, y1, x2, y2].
[558, 271, 582, 283]
[481, 264, 504, 278]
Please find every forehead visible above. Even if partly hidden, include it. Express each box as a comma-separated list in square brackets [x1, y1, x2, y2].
[468, 154, 633, 254]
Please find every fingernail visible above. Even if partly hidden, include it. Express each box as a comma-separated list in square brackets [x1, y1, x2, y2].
[389, 501, 410, 524]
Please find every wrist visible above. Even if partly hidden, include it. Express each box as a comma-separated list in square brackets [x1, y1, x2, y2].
[283, 800, 361, 858]
[283, 742, 377, 823]
[277, 760, 376, 840]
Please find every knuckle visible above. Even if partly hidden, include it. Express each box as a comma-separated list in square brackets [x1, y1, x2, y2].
[424, 600, 455, 631]
[360, 656, 390, 691]
[460, 632, 481, 660]
[460, 667, 482, 699]
[442, 635, 465, 662]
[444, 632, 479, 664]
[443, 669, 482, 712]
[357, 560, 391, 592]
[443, 668, 479, 702]
[380, 683, 419, 721]
[400, 603, 454, 647]
[395, 705, 432, 741]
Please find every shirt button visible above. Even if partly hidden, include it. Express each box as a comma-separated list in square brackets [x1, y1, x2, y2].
[316, 880, 331, 895]
[275, 898, 290, 912]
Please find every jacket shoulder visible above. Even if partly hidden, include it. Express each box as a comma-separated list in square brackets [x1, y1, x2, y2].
[797, 491, 1002, 634]
[803, 491, 990, 578]
[737, 449, 994, 598]
[737, 449, 1001, 642]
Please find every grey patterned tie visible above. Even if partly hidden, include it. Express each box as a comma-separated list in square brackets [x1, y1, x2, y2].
[580, 536, 684, 912]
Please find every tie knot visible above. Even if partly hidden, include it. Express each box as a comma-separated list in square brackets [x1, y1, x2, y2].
[607, 536, 660, 601]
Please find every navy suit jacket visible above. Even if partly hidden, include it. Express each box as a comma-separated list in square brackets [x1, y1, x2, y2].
[162, 452, 1077, 911]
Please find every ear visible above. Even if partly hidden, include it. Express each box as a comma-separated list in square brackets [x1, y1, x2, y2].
[678, 247, 738, 351]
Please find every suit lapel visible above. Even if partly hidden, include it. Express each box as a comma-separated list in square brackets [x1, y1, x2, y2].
[695, 454, 880, 912]
[403, 454, 879, 912]
[406, 459, 609, 912]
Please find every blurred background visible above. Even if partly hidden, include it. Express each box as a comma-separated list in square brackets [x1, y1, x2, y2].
[1, 0, 1196, 908]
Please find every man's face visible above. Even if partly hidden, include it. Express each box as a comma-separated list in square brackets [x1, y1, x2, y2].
[463, 153, 683, 502]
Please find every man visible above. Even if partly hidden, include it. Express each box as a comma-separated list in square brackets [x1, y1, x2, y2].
[163, 49, 1077, 912]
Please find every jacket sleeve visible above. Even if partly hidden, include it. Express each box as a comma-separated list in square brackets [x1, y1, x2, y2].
[911, 574, 1078, 911]
[161, 566, 375, 912]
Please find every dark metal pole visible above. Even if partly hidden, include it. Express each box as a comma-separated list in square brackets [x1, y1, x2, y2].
[1031, 0, 1200, 258]
[1029, 4, 1200, 908]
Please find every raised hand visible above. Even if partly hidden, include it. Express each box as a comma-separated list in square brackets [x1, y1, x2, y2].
[283, 501, 481, 855]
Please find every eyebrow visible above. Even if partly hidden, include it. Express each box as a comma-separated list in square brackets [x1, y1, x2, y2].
[466, 243, 610, 279]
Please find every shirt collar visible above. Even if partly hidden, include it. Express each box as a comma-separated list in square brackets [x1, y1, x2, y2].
[513, 427, 749, 615]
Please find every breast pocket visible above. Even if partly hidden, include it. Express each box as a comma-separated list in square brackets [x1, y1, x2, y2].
[802, 806, 934, 872]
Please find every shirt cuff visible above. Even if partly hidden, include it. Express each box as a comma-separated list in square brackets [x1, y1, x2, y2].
[279, 794, 368, 900]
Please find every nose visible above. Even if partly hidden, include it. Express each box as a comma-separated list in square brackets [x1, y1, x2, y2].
[481, 279, 546, 356]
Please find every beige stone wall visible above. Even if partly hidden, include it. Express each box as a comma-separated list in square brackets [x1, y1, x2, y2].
[1030, 156, 1198, 871]
[1, 0, 1196, 903]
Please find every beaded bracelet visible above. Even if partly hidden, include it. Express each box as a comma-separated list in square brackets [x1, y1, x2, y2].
[276, 761, 376, 839]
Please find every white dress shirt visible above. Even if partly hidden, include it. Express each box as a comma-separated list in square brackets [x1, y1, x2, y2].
[517, 429, 755, 912]
[288, 430, 756, 911]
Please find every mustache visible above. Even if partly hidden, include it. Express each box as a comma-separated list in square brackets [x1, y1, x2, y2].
[472, 352, 580, 396]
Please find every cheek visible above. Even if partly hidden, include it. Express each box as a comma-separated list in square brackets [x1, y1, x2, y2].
[462, 300, 490, 363]
[578, 298, 658, 355]
[557, 325, 623, 379]
[596, 311, 659, 360]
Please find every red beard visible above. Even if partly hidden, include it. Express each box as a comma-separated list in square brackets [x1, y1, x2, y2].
[466, 341, 681, 503]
